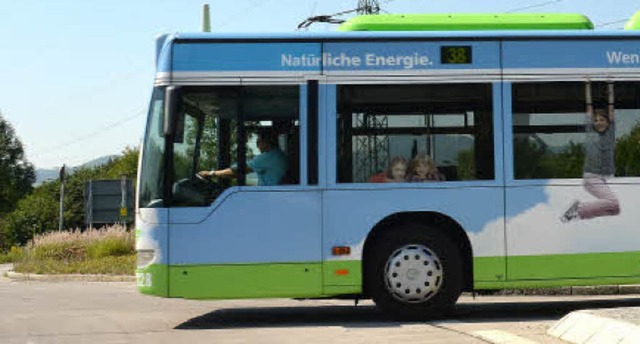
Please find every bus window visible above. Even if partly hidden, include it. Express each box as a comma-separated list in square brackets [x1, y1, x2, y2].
[336, 83, 494, 183]
[512, 82, 640, 179]
[239, 86, 299, 186]
[169, 86, 300, 207]
[138, 88, 166, 208]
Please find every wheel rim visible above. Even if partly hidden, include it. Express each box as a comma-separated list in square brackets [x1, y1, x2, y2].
[384, 244, 443, 304]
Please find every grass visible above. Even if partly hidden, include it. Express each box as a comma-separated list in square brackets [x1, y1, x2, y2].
[9, 225, 135, 275]
[13, 255, 135, 275]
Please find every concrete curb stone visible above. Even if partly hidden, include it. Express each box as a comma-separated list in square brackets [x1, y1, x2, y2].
[6, 270, 134, 282]
[548, 310, 640, 344]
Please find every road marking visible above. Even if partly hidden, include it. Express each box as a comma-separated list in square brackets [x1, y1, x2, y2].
[472, 330, 539, 344]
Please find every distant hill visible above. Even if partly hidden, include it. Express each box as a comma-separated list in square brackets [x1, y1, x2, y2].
[34, 168, 59, 185]
[78, 155, 120, 169]
[34, 154, 120, 186]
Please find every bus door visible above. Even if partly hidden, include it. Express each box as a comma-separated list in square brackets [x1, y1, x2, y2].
[503, 40, 640, 281]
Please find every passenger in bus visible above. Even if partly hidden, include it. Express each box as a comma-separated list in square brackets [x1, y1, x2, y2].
[369, 156, 409, 183]
[408, 153, 445, 182]
[198, 129, 287, 186]
[561, 82, 620, 223]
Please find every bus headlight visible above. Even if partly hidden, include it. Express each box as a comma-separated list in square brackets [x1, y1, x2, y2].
[137, 249, 155, 268]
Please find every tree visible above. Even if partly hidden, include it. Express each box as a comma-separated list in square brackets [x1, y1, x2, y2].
[0, 147, 139, 250]
[0, 112, 35, 215]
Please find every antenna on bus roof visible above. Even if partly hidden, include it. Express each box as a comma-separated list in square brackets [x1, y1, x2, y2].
[297, 0, 381, 30]
[357, 0, 380, 15]
[202, 4, 211, 32]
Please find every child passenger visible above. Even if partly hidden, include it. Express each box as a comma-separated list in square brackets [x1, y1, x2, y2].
[384, 156, 409, 182]
[409, 153, 445, 182]
[368, 156, 409, 183]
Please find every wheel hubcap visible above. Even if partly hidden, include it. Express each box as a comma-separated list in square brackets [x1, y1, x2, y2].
[384, 244, 443, 303]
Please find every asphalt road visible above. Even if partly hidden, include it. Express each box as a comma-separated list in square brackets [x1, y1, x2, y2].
[3, 266, 640, 344]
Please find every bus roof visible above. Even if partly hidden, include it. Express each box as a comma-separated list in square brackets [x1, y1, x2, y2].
[168, 30, 640, 44]
[337, 13, 595, 32]
[626, 11, 640, 30]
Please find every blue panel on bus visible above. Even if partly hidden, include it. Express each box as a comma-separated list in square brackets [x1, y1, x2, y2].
[503, 40, 640, 69]
[322, 185, 506, 260]
[322, 41, 500, 72]
[168, 189, 322, 265]
[170, 43, 322, 72]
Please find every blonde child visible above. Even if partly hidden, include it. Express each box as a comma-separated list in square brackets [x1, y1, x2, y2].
[409, 153, 445, 182]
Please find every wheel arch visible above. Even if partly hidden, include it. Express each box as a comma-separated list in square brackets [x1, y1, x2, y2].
[361, 211, 474, 295]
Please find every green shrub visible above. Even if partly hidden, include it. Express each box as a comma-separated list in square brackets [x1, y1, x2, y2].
[0, 246, 25, 263]
[86, 237, 134, 258]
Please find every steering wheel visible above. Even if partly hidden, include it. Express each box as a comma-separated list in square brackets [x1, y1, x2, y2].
[172, 173, 224, 206]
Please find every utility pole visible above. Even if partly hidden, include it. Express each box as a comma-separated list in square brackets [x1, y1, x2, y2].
[202, 4, 211, 32]
[59, 164, 66, 231]
[357, 0, 380, 14]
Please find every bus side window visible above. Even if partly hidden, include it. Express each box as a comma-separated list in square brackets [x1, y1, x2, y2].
[336, 83, 494, 183]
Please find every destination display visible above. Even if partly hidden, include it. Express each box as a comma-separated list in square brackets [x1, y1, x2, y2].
[441, 46, 472, 64]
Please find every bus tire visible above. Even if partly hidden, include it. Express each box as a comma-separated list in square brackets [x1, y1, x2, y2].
[366, 224, 463, 318]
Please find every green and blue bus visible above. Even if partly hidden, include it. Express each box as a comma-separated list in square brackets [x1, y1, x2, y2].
[136, 13, 640, 316]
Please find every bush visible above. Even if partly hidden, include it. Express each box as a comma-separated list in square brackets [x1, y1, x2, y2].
[28, 225, 134, 260]
[13, 225, 135, 275]
[0, 246, 25, 263]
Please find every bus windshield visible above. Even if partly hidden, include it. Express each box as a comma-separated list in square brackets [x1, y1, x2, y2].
[139, 85, 300, 208]
[138, 87, 166, 208]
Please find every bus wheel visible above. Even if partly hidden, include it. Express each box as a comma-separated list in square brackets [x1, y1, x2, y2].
[367, 225, 463, 318]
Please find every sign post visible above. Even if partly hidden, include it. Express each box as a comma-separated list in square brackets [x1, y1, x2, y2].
[59, 164, 66, 231]
[120, 174, 128, 224]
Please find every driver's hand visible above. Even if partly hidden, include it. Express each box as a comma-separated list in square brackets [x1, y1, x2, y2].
[198, 171, 213, 179]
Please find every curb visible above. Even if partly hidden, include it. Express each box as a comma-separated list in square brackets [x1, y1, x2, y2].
[548, 310, 640, 344]
[6, 271, 135, 282]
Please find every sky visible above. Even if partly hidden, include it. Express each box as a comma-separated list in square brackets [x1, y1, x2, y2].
[1, 0, 638, 169]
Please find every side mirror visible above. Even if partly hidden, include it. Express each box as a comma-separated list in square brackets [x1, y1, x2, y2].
[164, 86, 182, 136]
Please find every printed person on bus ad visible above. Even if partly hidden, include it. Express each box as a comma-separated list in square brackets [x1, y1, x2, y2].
[561, 82, 620, 222]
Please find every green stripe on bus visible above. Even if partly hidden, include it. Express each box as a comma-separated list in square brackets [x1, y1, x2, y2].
[168, 263, 324, 299]
[338, 13, 594, 32]
[139, 251, 640, 299]
[167, 261, 364, 299]
[507, 251, 640, 280]
[136, 264, 169, 297]
[474, 256, 506, 282]
[323, 260, 362, 287]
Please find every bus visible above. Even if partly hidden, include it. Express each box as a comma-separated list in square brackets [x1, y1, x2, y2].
[135, 12, 640, 317]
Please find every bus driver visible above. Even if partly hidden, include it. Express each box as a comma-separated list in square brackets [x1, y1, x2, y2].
[198, 129, 287, 186]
